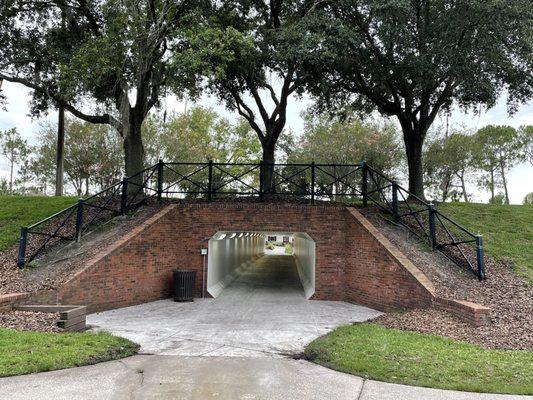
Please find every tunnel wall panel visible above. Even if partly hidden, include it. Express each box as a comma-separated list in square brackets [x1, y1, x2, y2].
[293, 233, 315, 299]
[207, 233, 265, 298]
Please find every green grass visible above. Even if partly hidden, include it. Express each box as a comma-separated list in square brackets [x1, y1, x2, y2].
[0, 328, 139, 377]
[285, 243, 293, 254]
[438, 202, 533, 281]
[0, 195, 77, 251]
[305, 323, 533, 395]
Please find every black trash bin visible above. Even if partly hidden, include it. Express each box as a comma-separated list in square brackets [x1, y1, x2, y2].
[173, 269, 196, 302]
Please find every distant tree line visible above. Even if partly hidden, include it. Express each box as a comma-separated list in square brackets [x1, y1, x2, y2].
[424, 125, 532, 204]
[1, 109, 531, 204]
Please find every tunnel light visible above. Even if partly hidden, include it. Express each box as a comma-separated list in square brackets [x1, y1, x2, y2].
[238, 233, 244, 237]
[229, 233, 237, 239]
[215, 233, 226, 240]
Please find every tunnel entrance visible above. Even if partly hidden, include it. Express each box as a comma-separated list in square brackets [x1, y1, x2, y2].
[206, 231, 316, 299]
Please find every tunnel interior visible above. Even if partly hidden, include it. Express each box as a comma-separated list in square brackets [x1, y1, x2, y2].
[206, 231, 316, 299]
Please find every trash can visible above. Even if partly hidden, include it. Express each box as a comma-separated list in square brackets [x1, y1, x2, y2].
[172, 269, 196, 302]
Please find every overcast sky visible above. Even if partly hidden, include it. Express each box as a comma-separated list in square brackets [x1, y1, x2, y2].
[0, 81, 531, 204]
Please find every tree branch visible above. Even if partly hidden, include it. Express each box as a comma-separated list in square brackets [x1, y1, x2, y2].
[0, 72, 119, 128]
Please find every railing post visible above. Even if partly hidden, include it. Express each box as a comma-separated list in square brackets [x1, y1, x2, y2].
[361, 161, 368, 207]
[311, 161, 316, 204]
[476, 235, 485, 281]
[259, 160, 264, 201]
[157, 159, 164, 202]
[17, 227, 28, 268]
[392, 181, 399, 222]
[207, 159, 213, 201]
[428, 203, 436, 249]
[75, 198, 84, 242]
[120, 178, 128, 215]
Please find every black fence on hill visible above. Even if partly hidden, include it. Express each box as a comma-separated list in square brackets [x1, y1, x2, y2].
[17, 160, 485, 280]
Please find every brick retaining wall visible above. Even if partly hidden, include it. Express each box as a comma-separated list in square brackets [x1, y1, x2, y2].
[20, 202, 491, 325]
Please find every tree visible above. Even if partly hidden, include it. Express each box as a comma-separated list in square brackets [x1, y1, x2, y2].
[177, 0, 320, 192]
[286, 112, 403, 199]
[292, 112, 402, 173]
[0, 128, 29, 194]
[32, 119, 123, 195]
[303, 0, 533, 198]
[160, 107, 261, 163]
[474, 125, 522, 204]
[518, 125, 533, 166]
[523, 192, 533, 205]
[424, 131, 475, 202]
[149, 106, 261, 196]
[0, 178, 8, 195]
[489, 193, 506, 205]
[0, 0, 202, 184]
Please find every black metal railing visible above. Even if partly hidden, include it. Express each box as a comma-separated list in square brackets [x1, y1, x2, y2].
[17, 160, 485, 280]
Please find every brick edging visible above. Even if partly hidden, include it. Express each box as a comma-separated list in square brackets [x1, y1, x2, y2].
[346, 208, 436, 298]
[434, 297, 491, 327]
[0, 292, 30, 312]
[346, 208, 491, 326]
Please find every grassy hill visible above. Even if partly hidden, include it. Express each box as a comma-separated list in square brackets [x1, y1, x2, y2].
[438, 202, 533, 282]
[0, 195, 77, 252]
[0, 196, 531, 281]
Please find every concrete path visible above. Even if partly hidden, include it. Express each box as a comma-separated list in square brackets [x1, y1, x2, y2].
[87, 255, 380, 357]
[0, 355, 528, 400]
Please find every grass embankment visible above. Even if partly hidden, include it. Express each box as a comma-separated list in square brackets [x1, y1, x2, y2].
[305, 324, 533, 395]
[0, 195, 77, 252]
[0, 328, 139, 377]
[438, 202, 533, 281]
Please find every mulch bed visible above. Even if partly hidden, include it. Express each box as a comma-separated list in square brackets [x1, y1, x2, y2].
[362, 208, 533, 351]
[0, 311, 62, 333]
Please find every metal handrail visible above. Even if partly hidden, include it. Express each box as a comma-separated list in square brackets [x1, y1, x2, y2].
[17, 160, 485, 281]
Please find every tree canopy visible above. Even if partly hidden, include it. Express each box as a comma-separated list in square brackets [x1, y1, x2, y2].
[175, 0, 322, 191]
[302, 0, 533, 197]
[0, 0, 203, 181]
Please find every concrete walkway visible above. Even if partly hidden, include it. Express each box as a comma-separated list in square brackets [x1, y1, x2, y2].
[0, 355, 528, 400]
[1, 255, 529, 399]
[87, 255, 380, 357]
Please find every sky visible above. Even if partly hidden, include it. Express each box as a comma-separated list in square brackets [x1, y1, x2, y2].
[0, 81, 532, 204]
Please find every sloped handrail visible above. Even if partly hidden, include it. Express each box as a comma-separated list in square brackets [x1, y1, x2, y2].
[16, 160, 485, 281]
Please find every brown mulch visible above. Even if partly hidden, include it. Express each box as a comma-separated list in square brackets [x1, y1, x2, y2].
[0, 311, 63, 333]
[361, 207, 533, 350]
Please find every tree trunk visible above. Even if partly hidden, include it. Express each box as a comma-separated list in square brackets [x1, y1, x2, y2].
[55, 106, 65, 196]
[459, 172, 469, 202]
[489, 169, 495, 203]
[123, 116, 145, 191]
[85, 176, 90, 196]
[499, 159, 509, 204]
[9, 156, 13, 195]
[441, 173, 451, 202]
[261, 140, 276, 195]
[402, 129, 426, 199]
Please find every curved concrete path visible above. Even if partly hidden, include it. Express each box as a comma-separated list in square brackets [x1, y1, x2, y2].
[0, 355, 528, 400]
[0, 255, 529, 399]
